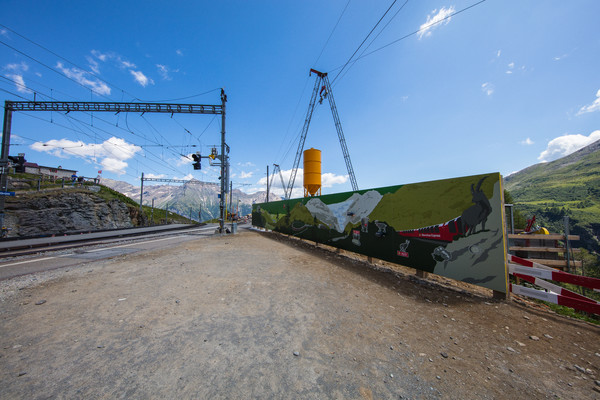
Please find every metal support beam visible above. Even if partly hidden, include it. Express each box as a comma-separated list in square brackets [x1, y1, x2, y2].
[0, 102, 13, 229]
[5, 101, 223, 115]
[0, 98, 226, 235]
[219, 89, 228, 234]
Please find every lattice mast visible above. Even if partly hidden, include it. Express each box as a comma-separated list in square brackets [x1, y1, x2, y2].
[285, 69, 358, 199]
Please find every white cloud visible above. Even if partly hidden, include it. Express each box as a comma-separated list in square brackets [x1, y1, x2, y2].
[5, 62, 28, 72]
[577, 89, 600, 115]
[145, 173, 166, 179]
[240, 171, 253, 179]
[508, 62, 514, 69]
[538, 130, 600, 162]
[176, 49, 183, 56]
[520, 138, 534, 145]
[238, 161, 255, 167]
[172, 173, 194, 181]
[322, 173, 348, 187]
[256, 168, 348, 198]
[156, 64, 171, 80]
[56, 62, 111, 95]
[7, 74, 31, 94]
[91, 50, 108, 62]
[481, 82, 494, 96]
[554, 53, 568, 61]
[87, 56, 100, 74]
[130, 70, 153, 87]
[0, 28, 7, 37]
[496, 50, 501, 58]
[101, 158, 128, 175]
[30, 136, 141, 174]
[418, 6, 456, 39]
[121, 60, 136, 69]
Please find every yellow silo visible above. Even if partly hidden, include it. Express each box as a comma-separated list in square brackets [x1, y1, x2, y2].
[303, 148, 321, 197]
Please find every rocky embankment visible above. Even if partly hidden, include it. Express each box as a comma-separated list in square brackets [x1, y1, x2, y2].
[3, 189, 144, 237]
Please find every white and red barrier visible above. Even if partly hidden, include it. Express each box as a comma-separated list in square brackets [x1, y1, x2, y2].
[508, 254, 600, 315]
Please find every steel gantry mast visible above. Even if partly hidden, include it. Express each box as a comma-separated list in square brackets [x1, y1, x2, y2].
[0, 96, 229, 233]
[285, 68, 358, 199]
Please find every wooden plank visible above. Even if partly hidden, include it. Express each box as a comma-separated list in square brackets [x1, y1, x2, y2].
[527, 258, 583, 268]
[507, 234, 580, 240]
[509, 246, 581, 253]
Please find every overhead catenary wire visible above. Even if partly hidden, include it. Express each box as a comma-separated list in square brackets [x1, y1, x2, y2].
[330, 0, 488, 75]
[330, 0, 399, 86]
[333, 0, 410, 86]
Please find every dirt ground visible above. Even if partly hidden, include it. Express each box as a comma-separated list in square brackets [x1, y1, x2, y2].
[1, 229, 599, 399]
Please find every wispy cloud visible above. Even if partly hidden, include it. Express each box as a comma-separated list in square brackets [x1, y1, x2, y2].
[30, 137, 141, 174]
[496, 50, 501, 58]
[481, 82, 494, 96]
[89, 50, 153, 88]
[156, 64, 171, 80]
[0, 28, 7, 37]
[553, 53, 568, 61]
[56, 62, 111, 95]
[237, 161, 256, 167]
[577, 89, 600, 115]
[538, 130, 600, 162]
[176, 49, 183, 56]
[506, 62, 514, 74]
[520, 138, 534, 145]
[240, 171, 253, 179]
[418, 6, 456, 40]
[130, 70, 154, 87]
[4, 62, 31, 93]
[7, 74, 31, 94]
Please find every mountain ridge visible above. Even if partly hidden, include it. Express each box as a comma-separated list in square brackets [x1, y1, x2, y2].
[504, 139, 600, 253]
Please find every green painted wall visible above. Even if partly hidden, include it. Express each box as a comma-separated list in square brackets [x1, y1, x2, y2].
[253, 173, 507, 293]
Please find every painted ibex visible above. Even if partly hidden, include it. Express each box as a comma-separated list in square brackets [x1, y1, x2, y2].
[461, 177, 492, 236]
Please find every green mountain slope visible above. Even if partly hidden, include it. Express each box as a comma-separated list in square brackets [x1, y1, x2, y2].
[504, 139, 600, 252]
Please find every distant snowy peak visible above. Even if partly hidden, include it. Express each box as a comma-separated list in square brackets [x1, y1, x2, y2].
[305, 190, 383, 233]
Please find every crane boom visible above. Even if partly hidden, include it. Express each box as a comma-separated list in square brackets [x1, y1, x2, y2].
[269, 164, 287, 200]
[285, 69, 358, 199]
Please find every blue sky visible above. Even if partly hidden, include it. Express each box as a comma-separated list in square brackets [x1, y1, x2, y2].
[1, 1, 599, 197]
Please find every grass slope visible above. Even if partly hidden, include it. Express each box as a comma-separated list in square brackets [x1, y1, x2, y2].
[504, 139, 600, 252]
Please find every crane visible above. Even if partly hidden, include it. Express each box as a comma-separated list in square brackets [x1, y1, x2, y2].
[268, 163, 287, 201]
[284, 68, 358, 199]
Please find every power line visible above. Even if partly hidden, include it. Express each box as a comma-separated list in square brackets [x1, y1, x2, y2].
[337, 0, 488, 70]
[0, 39, 115, 100]
[334, 0, 410, 86]
[0, 23, 139, 101]
[330, 0, 398, 85]
[313, 0, 352, 67]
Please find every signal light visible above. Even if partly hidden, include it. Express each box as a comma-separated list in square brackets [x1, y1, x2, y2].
[192, 152, 201, 170]
[8, 155, 26, 173]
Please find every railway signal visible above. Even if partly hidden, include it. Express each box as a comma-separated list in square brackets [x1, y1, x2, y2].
[192, 152, 201, 170]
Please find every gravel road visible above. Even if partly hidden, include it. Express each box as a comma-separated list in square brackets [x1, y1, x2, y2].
[1, 228, 599, 399]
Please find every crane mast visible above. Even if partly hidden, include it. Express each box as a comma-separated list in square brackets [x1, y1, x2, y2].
[285, 69, 358, 199]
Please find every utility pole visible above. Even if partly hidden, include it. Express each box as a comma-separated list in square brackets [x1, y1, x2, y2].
[229, 181, 233, 218]
[266, 165, 269, 203]
[139, 172, 144, 224]
[0, 102, 13, 229]
[151, 198, 155, 225]
[219, 89, 228, 234]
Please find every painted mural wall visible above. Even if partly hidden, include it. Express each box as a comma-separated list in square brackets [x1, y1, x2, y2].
[252, 173, 508, 293]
